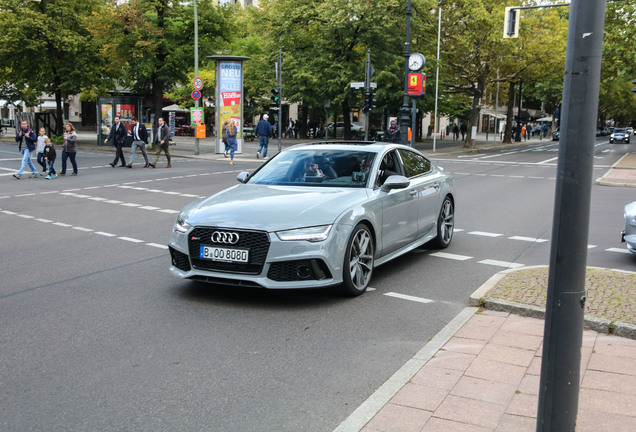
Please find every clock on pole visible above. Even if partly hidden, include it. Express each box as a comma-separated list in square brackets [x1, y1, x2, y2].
[408, 52, 425, 71]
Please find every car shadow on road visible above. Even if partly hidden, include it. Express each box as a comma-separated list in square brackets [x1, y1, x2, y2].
[173, 281, 349, 309]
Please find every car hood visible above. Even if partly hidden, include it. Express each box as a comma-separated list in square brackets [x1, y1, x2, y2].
[181, 184, 368, 231]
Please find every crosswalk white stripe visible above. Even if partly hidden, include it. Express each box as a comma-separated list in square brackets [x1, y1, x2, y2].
[468, 231, 503, 237]
[429, 252, 473, 261]
[605, 247, 631, 254]
[384, 292, 434, 304]
[478, 259, 525, 268]
[509, 236, 549, 243]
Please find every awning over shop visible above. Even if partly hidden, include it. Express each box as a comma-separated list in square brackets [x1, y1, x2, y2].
[162, 104, 189, 112]
[38, 101, 58, 110]
[536, 116, 553, 122]
[481, 109, 507, 119]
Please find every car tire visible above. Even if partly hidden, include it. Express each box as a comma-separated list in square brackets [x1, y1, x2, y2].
[430, 196, 454, 249]
[340, 224, 374, 296]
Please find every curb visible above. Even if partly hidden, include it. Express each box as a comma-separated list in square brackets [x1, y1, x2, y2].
[470, 266, 636, 340]
[332, 307, 478, 432]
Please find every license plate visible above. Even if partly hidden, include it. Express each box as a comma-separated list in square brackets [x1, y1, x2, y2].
[199, 246, 249, 263]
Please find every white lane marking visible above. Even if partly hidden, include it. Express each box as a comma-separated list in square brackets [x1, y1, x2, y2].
[35, 218, 52, 223]
[588, 245, 597, 249]
[95, 231, 117, 237]
[509, 236, 549, 243]
[429, 252, 473, 261]
[478, 259, 525, 268]
[158, 209, 180, 214]
[53, 222, 72, 227]
[538, 157, 559, 164]
[384, 292, 434, 304]
[468, 231, 503, 237]
[138, 206, 161, 211]
[606, 247, 631, 254]
[73, 227, 94, 232]
[17, 214, 35, 219]
[528, 176, 545, 179]
[121, 203, 142, 207]
[147, 243, 169, 249]
[118, 237, 145, 243]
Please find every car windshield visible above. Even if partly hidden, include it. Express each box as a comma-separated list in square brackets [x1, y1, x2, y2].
[247, 149, 377, 188]
[614, 129, 626, 133]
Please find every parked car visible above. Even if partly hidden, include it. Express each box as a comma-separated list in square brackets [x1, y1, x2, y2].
[621, 201, 636, 254]
[326, 121, 364, 138]
[169, 142, 455, 296]
[609, 128, 630, 144]
[552, 128, 560, 141]
[626, 127, 634, 136]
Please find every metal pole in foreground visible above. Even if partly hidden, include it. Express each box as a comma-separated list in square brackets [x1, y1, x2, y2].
[277, 48, 282, 153]
[399, 0, 412, 145]
[433, 7, 441, 152]
[536, 1, 607, 431]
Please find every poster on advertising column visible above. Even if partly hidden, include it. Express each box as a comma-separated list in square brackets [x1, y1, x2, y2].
[219, 62, 243, 137]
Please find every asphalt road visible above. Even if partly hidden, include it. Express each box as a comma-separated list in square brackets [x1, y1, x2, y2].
[0, 138, 633, 431]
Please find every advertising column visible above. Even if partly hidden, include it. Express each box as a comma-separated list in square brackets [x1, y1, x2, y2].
[207, 55, 250, 154]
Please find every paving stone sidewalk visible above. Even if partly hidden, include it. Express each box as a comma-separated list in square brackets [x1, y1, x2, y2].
[336, 266, 636, 432]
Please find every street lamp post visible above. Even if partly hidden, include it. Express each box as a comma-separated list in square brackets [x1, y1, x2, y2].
[193, 0, 200, 155]
[399, 0, 413, 145]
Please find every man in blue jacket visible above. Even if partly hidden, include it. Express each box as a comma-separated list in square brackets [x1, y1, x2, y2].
[13, 120, 38, 179]
[255, 114, 273, 159]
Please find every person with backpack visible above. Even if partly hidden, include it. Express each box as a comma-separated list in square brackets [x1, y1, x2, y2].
[13, 120, 38, 179]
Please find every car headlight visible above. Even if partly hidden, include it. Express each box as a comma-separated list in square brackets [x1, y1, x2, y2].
[611, 134, 615, 138]
[174, 214, 192, 233]
[276, 225, 332, 242]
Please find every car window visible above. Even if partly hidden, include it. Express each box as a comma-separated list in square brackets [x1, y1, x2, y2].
[397, 149, 431, 178]
[247, 150, 377, 188]
[375, 150, 402, 187]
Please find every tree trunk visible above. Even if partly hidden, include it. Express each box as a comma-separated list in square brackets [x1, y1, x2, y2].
[464, 94, 480, 148]
[342, 98, 351, 139]
[503, 82, 515, 143]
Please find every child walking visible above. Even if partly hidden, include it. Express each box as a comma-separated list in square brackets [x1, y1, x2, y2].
[43, 138, 57, 179]
[36, 127, 48, 175]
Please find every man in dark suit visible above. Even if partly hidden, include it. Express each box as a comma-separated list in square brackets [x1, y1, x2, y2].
[104, 116, 127, 167]
[126, 117, 149, 168]
[149, 117, 171, 168]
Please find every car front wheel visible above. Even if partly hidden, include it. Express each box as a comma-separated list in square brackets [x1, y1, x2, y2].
[340, 224, 374, 296]
[431, 196, 454, 249]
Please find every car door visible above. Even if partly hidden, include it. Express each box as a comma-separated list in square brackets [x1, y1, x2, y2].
[397, 149, 441, 238]
[377, 150, 419, 255]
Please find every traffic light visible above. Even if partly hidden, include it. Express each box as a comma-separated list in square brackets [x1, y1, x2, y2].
[271, 88, 280, 104]
[503, 7, 519, 38]
[363, 90, 376, 112]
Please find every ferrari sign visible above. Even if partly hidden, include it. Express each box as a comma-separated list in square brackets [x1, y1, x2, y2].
[407, 73, 426, 97]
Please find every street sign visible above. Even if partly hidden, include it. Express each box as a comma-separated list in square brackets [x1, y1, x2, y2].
[191, 90, 201, 100]
[351, 82, 377, 89]
[407, 73, 425, 97]
[193, 76, 203, 90]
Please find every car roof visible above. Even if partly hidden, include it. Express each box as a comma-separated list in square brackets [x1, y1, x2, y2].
[286, 141, 419, 154]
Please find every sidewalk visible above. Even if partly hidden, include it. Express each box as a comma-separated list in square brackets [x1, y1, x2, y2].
[335, 268, 636, 432]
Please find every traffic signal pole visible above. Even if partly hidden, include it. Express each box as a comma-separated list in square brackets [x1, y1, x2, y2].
[399, 0, 412, 145]
[537, 1, 607, 430]
[364, 50, 371, 141]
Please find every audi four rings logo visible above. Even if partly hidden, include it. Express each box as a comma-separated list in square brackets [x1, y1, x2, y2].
[211, 231, 240, 244]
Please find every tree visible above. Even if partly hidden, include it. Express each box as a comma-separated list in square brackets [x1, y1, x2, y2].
[88, 0, 232, 124]
[0, 0, 106, 134]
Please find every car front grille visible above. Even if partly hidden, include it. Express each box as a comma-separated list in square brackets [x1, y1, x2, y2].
[188, 227, 270, 275]
[170, 246, 191, 272]
[268, 259, 332, 282]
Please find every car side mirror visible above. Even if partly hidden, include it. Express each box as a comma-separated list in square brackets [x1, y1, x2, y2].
[236, 172, 250, 183]
[381, 175, 410, 192]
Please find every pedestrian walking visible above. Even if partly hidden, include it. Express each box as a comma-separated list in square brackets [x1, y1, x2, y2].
[222, 119, 229, 157]
[149, 117, 171, 168]
[43, 138, 57, 179]
[255, 114, 273, 159]
[386, 119, 400, 143]
[126, 117, 149, 168]
[452, 124, 459, 140]
[36, 127, 48, 175]
[60, 122, 78, 176]
[104, 116, 127, 167]
[13, 120, 38, 179]
[226, 119, 238, 165]
[460, 122, 467, 141]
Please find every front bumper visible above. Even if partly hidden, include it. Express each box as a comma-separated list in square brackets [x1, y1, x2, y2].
[169, 225, 351, 289]
[622, 231, 636, 254]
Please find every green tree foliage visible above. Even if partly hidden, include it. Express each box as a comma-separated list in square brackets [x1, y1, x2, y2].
[0, 0, 105, 134]
[88, 0, 232, 123]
